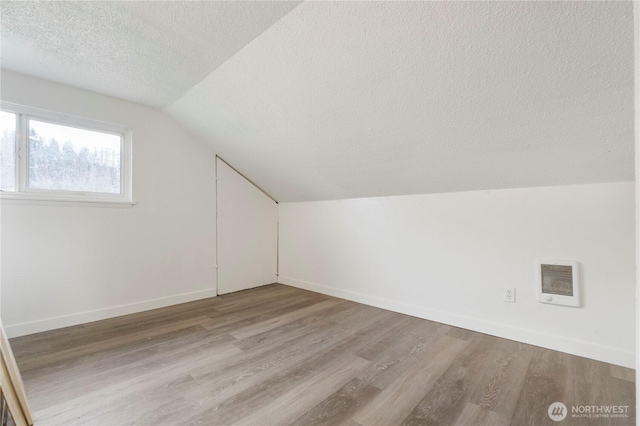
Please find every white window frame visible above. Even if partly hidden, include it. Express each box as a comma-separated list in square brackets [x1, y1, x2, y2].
[0, 102, 133, 206]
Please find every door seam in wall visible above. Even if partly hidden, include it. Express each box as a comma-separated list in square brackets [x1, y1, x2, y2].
[216, 156, 277, 203]
[215, 155, 219, 296]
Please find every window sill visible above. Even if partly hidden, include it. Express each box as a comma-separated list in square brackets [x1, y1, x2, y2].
[0, 193, 136, 208]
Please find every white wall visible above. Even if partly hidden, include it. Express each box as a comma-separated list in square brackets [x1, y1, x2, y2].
[1, 70, 217, 337]
[279, 182, 636, 367]
[633, 1, 639, 416]
[216, 158, 278, 294]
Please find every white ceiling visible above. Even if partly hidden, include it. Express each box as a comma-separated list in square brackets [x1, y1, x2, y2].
[1, 1, 635, 202]
[0, 1, 300, 107]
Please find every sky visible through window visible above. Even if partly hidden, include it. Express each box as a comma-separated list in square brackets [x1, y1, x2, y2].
[29, 120, 121, 152]
[0, 110, 15, 130]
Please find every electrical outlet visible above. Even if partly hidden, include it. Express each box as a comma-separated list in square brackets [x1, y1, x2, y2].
[503, 287, 516, 303]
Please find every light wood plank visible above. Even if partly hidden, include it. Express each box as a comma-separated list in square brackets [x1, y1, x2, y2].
[352, 335, 468, 425]
[1, 356, 28, 426]
[399, 334, 503, 426]
[0, 321, 33, 425]
[235, 353, 370, 425]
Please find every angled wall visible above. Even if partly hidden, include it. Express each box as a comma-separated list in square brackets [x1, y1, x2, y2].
[279, 182, 636, 367]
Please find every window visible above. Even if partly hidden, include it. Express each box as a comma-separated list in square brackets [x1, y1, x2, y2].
[0, 103, 132, 205]
[0, 111, 16, 192]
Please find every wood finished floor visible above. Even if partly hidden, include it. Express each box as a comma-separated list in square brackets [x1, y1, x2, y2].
[10, 284, 636, 426]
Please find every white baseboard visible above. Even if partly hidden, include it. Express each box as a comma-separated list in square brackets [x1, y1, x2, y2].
[4, 288, 218, 338]
[278, 276, 635, 369]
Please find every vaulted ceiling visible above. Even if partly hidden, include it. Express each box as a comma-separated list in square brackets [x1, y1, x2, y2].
[1, 1, 634, 202]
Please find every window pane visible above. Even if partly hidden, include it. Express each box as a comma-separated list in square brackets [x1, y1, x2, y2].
[28, 120, 122, 194]
[0, 111, 16, 191]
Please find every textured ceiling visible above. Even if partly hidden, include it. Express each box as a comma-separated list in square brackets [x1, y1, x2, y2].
[166, 1, 635, 201]
[0, 1, 300, 107]
[1, 1, 635, 202]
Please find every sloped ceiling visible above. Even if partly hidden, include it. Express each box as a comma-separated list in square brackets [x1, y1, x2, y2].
[0, 1, 300, 107]
[1, 1, 634, 202]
